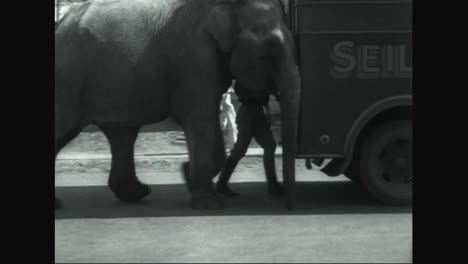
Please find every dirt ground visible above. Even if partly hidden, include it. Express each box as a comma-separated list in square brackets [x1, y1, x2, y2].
[60, 114, 282, 156]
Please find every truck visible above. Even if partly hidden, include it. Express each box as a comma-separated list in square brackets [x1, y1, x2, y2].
[288, 0, 412, 205]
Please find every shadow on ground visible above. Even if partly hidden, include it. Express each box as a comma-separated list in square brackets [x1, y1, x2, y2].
[55, 181, 412, 219]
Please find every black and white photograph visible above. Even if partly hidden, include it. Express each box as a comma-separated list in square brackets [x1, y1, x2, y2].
[54, 0, 413, 262]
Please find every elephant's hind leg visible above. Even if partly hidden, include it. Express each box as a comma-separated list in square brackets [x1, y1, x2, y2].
[101, 126, 151, 202]
[55, 124, 81, 209]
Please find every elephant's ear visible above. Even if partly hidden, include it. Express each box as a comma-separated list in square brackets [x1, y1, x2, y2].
[206, 1, 238, 53]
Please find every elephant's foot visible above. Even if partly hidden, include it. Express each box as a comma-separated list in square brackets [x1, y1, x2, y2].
[216, 183, 240, 198]
[268, 182, 284, 196]
[190, 193, 224, 209]
[55, 197, 62, 210]
[109, 179, 151, 203]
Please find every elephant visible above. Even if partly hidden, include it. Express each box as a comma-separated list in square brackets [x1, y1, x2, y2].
[55, 0, 301, 210]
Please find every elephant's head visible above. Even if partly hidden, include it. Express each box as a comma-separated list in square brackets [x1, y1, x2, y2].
[207, 0, 301, 209]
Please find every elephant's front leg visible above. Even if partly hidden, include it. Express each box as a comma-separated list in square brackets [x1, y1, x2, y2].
[101, 126, 151, 202]
[183, 120, 226, 209]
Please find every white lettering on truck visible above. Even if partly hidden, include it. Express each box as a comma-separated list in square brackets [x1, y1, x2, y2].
[329, 41, 412, 79]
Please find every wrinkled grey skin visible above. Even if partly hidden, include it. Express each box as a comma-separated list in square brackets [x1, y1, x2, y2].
[55, 0, 301, 209]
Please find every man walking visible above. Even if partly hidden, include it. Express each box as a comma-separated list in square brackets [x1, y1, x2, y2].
[216, 82, 283, 197]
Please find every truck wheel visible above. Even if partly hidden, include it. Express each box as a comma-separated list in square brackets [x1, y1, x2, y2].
[344, 159, 361, 183]
[344, 146, 362, 183]
[360, 121, 412, 205]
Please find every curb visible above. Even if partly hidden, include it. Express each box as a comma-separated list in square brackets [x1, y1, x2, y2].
[57, 148, 284, 160]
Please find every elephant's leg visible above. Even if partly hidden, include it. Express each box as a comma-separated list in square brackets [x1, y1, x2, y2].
[255, 129, 283, 196]
[183, 121, 226, 209]
[216, 126, 252, 197]
[101, 126, 151, 202]
[55, 124, 81, 209]
[181, 161, 191, 192]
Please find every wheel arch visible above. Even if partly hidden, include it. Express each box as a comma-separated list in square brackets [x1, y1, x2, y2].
[322, 95, 413, 176]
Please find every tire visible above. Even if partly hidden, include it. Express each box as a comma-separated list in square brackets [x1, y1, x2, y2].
[344, 146, 362, 183]
[344, 159, 361, 183]
[359, 120, 412, 205]
[344, 131, 368, 183]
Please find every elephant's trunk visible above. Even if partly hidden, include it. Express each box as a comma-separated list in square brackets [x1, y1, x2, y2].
[275, 54, 301, 210]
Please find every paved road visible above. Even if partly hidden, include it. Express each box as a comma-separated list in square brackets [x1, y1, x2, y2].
[55, 132, 412, 263]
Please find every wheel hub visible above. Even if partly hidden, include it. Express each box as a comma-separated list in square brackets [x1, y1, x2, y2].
[394, 157, 408, 169]
[378, 139, 412, 184]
